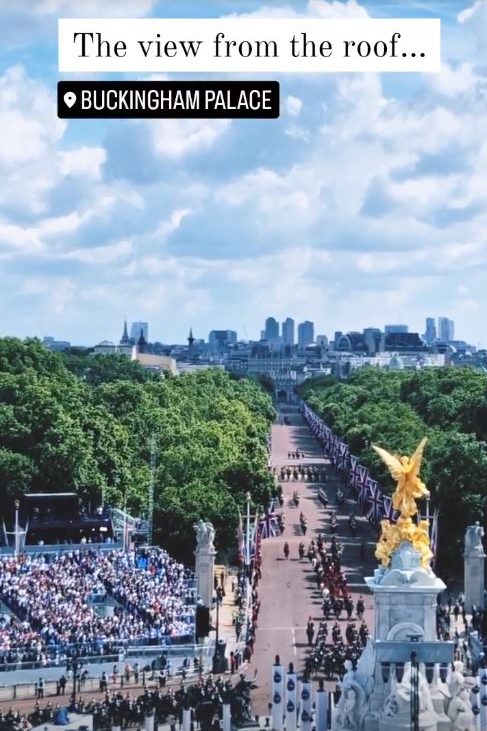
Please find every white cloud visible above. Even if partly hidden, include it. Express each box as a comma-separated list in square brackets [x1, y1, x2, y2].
[59, 147, 106, 180]
[0, 66, 65, 170]
[284, 95, 303, 116]
[36, 0, 156, 17]
[150, 119, 231, 160]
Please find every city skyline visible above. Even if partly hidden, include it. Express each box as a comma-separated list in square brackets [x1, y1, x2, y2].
[1, 0, 486, 347]
[39, 313, 469, 348]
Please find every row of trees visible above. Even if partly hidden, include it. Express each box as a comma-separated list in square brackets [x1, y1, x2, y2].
[0, 339, 275, 562]
[298, 367, 487, 570]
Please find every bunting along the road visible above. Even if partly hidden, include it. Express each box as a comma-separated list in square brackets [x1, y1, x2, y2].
[366, 478, 385, 524]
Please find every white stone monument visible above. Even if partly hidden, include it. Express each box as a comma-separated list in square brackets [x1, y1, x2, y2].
[464, 522, 485, 613]
[194, 519, 216, 608]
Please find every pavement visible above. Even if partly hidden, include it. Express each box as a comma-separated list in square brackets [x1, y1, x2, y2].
[248, 404, 378, 714]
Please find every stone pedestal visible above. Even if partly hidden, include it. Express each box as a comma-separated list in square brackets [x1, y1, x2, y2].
[194, 545, 216, 608]
[194, 520, 216, 608]
[364, 543, 447, 730]
[464, 523, 486, 612]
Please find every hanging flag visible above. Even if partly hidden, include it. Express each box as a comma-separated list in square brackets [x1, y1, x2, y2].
[382, 495, 398, 522]
[259, 508, 280, 539]
[366, 479, 384, 524]
[236, 509, 245, 565]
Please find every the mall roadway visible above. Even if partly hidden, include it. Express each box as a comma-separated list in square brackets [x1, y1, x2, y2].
[248, 405, 377, 715]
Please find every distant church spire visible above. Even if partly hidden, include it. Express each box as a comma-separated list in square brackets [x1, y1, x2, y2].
[137, 328, 147, 354]
[188, 327, 195, 348]
[120, 317, 130, 345]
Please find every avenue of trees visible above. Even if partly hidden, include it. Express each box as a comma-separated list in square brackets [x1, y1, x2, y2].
[299, 367, 487, 570]
[0, 338, 275, 561]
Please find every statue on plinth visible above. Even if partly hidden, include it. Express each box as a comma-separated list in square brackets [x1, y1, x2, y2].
[194, 520, 215, 551]
[382, 662, 436, 726]
[334, 680, 366, 730]
[372, 438, 432, 568]
[465, 522, 485, 556]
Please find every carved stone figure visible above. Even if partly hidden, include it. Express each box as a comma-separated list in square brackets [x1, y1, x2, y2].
[465, 522, 485, 556]
[382, 662, 437, 724]
[194, 520, 215, 550]
[447, 687, 474, 730]
[334, 682, 366, 731]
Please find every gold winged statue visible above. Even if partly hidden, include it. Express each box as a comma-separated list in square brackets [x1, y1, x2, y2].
[372, 437, 432, 568]
[372, 437, 429, 519]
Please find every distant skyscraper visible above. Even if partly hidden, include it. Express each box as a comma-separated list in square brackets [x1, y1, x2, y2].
[424, 317, 437, 344]
[384, 324, 408, 334]
[297, 320, 314, 347]
[438, 317, 454, 341]
[282, 317, 295, 346]
[264, 317, 279, 341]
[208, 330, 237, 349]
[130, 321, 149, 342]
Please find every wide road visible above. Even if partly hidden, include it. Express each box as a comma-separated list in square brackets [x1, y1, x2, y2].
[249, 404, 377, 714]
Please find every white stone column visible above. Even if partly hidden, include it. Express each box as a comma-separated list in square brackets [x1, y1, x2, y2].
[222, 703, 231, 731]
[299, 678, 312, 731]
[271, 659, 284, 731]
[182, 707, 191, 731]
[194, 521, 216, 608]
[464, 523, 486, 613]
[315, 684, 329, 731]
[285, 666, 297, 731]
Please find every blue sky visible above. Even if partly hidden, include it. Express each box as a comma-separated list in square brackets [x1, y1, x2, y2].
[0, 0, 486, 346]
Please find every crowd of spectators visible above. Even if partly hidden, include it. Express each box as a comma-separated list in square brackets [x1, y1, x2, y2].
[0, 548, 196, 668]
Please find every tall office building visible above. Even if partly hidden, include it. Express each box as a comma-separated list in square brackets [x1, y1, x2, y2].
[264, 317, 279, 341]
[297, 320, 314, 348]
[384, 324, 408, 334]
[208, 330, 237, 349]
[438, 317, 454, 342]
[424, 317, 437, 344]
[130, 321, 149, 342]
[282, 317, 295, 346]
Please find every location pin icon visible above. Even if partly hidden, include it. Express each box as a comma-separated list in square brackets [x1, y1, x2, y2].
[64, 91, 77, 108]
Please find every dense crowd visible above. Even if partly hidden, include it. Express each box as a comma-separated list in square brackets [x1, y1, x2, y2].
[0, 548, 195, 667]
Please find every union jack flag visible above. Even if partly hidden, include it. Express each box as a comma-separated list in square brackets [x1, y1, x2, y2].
[382, 495, 398, 521]
[366, 479, 384, 524]
[259, 509, 280, 539]
[357, 465, 370, 503]
[348, 455, 360, 491]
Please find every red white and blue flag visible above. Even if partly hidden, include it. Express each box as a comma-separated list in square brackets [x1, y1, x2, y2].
[259, 508, 280, 539]
[366, 479, 384, 524]
[382, 495, 398, 521]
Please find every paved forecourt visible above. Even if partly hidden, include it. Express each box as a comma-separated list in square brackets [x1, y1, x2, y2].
[249, 404, 377, 714]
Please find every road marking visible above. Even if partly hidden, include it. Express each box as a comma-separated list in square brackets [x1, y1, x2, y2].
[259, 626, 307, 631]
[291, 627, 297, 655]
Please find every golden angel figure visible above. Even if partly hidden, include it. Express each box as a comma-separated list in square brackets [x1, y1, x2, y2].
[372, 437, 429, 520]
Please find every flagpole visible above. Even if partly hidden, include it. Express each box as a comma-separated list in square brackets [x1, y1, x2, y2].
[245, 491, 251, 571]
[14, 500, 19, 558]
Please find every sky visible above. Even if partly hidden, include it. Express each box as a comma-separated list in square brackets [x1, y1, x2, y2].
[0, 0, 486, 347]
